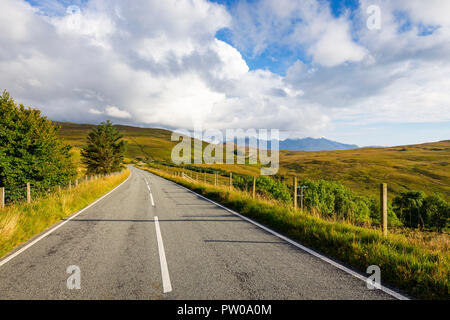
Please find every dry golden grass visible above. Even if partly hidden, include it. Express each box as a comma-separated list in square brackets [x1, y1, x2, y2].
[0, 169, 130, 258]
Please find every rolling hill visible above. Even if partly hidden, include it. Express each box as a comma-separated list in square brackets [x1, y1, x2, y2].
[57, 122, 450, 200]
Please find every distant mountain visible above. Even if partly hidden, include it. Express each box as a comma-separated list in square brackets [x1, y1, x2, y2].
[279, 138, 358, 151]
[229, 137, 358, 151]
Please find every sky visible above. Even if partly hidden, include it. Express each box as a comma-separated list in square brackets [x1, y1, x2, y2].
[1, 0, 449, 146]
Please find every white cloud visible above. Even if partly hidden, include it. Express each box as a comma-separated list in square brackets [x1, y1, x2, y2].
[89, 108, 103, 115]
[0, 0, 448, 144]
[105, 106, 131, 119]
[229, 0, 368, 67]
[0, 0, 329, 135]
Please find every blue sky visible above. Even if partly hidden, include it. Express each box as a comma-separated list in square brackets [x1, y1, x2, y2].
[212, 0, 360, 75]
[4, 0, 450, 146]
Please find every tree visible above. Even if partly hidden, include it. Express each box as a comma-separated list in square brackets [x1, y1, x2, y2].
[81, 120, 126, 174]
[422, 195, 449, 232]
[0, 90, 76, 201]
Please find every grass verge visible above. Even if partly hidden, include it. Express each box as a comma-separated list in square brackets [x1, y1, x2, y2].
[140, 166, 449, 300]
[0, 169, 130, 259]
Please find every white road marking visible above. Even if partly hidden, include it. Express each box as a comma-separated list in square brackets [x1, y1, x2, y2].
[0, 170, 132, 268]
[150, 192, 155, 207]
[154, 216, 172, 293]
[144, 178, 155, 206]
[143, 169, 409, 301]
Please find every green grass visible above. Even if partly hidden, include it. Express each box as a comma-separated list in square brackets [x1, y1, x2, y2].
[140, 166, 449, 300]
[0, 169, 130, 259]
[57, 122, 450, 201]
[278, 141, 450, 201]
[57, 121, 190, 161]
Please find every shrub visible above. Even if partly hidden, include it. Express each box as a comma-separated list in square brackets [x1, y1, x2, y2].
[422, 195, 449, 231]
[394, 192, 449, 231]
[0, 91, 76, 202]
[301, 179, 401, 226]
[255, 176, 292, 203]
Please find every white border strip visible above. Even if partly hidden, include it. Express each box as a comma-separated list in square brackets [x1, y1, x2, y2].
[0, 170, 132, 268]
[143, 169, 409, 300]
[154, 216, 172, 293]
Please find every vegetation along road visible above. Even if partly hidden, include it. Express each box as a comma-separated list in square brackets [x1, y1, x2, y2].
[0, 167, 407, 299]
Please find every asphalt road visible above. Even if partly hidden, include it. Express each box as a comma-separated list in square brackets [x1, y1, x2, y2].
[0, 166, 400, 299]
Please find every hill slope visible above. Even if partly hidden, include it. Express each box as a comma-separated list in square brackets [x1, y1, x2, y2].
[57, 122, 177, 161]
[279, 141, 450, 200]
[57, 122, 450, 200]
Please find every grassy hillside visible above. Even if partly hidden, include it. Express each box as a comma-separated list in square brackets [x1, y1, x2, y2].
[56, 122, 177, 161]
[278, 141, 450, 200]
[57, 122, 450, 200]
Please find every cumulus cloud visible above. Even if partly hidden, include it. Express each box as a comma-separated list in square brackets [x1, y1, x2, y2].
[229, 0, 368, 66]
[0, 0, 448, 143]
[105, 106, 131, 119]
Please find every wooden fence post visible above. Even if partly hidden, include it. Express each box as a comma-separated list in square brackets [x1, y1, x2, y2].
[75, 179, 78, 187]
[214, 172, 217, 186]
[69, 181, 72, 191]
[27, 183, 31, 203]
[204, 172, 206, 184]
[229, 172, 233, 191]
[0, 187, 4, 208]
[252, 176, 256, 199]
[381, 183, 388, 236]
[293, 177, 298, 209]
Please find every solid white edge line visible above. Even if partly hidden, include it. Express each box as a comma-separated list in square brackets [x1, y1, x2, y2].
[0, 169, 132, 268]
[154, 216, 172, 293]
[142, 169, 409, 301]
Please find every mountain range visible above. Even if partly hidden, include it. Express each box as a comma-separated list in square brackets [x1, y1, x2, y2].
[229, 137, 358, 151]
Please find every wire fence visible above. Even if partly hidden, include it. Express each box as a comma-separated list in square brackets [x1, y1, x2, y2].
[145, 162, 395, 231]
[0, 171, 123, 208]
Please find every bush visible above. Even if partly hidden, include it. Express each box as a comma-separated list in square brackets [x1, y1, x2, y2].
[300, 179, 401, 226]
[423, 195, 449, 231]
[0, 91, 76, 202]
[393, 191, 449, 231]
[256, 176, 292, 203]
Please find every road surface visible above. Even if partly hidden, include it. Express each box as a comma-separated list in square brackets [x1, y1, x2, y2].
[0, 167, 401, 299]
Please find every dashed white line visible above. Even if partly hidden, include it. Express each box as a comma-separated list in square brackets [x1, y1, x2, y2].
[154, 216, 172, 293]
[142, 169, 409, 301]
[150, 192, 155, 207]
[144, 178, 155, 206]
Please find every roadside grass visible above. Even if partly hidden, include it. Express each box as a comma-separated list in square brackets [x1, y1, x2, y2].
[0, 169, 130, 259]
[140, 166, 449, 300]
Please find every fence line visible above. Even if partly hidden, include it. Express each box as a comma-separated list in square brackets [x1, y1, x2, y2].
[148, 163, 390, 234]
[0, 170, 123, 208]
